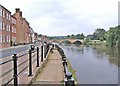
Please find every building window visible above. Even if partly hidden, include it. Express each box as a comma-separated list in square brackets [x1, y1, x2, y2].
[12, 27, 16, 33]
[6, 24, 10, 31]
[0, 21, 2, 30]
[8, 36, 10, 42]
[6, 35, 10, 42]
[2, 35, 5, 42]
[6, 13, 8, 19]
[12, 17, 16, 25]
[8, 14, 10, 20]
[0, 6, 2, 17]
[0, 35, 2, 43]
[2, 23, 5, 30]
[9, 24, 10, 31]
[2, 10, 5, 17]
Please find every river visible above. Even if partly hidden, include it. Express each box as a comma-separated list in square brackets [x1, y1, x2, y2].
[60, 44, 119, 84]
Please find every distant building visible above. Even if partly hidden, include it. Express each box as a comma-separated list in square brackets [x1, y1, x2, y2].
[13, 8, 31, 44]
[34, 32, 38, 42]
[23, 18, 30, 43]
[11, 15, 17, 46]
[0, 5, 11, 48]
[29, 27, 34, 43]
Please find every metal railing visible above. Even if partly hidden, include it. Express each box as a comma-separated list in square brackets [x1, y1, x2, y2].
[0, 43, 50, 86]
[55, 44, 75, 86]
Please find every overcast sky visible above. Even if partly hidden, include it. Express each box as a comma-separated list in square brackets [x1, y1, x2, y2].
[1, 0, 119, 36]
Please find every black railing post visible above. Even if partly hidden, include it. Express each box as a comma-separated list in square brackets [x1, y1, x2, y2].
[36, 47, 39, 67]
[44, 45, 46, 58]
[12, 53, 18, 86]
[41, 46, 43, 62]
[28, 49, 32, 76]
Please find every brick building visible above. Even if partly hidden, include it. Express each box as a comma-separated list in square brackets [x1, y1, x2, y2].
[13, 8, 25, 44]
[13, 8, 31, 44]
[11, 15, 17, 46]
[0, 5, 11, 48]
[0, 5, 38, 48]
[23, 18, 30, 44]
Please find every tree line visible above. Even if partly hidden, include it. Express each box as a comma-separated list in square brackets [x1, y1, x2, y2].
[66, 25, 120, 47]
[87, 25, 120, 47]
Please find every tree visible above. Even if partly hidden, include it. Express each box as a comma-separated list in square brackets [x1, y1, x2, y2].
[75, 34, 81, 39]
[80, 33, 84, 39]
[75, 33, 84, 39]
[71, 34, 75, 39]
[105, 26, 120, 47]
[38, 34, 42, 38]
[67, 35, 71, 38]
[93, 28, 106, 40]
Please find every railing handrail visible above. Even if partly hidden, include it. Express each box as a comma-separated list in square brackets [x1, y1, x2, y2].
[1, 43, 51, 86]
[0, 58, 13, 65]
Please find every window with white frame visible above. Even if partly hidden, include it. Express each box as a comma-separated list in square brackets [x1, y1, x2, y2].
[0, 6, 2, 17]
[12, 17, 16, 25]
[6, 24, 8, 31]
[6, 24, 10, 31]
[8, 14, 10, 20]
[2, 35, 5, 42]
[0, 21, 2, 30]
[0, 35, 2, 43]
[6, 13, 8, 19]
[12, 27, 16, 33]
[6, 35, 10, 42]
[2, 10, 5, 17]
[8, 24, 10, 31]
[8, 36, 10, 42]
[2, 23, 5, 30]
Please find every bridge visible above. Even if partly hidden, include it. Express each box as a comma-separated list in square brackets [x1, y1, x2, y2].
[50, 39, 84, 44]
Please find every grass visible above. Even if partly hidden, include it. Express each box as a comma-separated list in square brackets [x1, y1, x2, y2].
[66, 58, 78, 84]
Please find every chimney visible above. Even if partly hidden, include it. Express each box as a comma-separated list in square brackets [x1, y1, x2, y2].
[20, 11, 22, 17]
[15, 8, 20, 13]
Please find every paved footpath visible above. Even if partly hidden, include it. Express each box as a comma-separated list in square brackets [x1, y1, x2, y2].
[33, 49, 64, 85]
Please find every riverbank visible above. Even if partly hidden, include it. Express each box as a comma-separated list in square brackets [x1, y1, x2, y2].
[55, 44, 78, 85]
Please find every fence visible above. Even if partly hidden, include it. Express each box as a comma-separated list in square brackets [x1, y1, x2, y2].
[0, 43, 50, 86]
[55, 44, 75, 86]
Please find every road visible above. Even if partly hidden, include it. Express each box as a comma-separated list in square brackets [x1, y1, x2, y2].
[0, 42, 41, 58]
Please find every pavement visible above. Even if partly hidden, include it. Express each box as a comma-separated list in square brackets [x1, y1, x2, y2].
[0, 42, 41, 58]
[32, 49, 64, 85]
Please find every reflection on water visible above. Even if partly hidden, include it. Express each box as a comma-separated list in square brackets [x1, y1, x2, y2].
[60, 44, 119, 84]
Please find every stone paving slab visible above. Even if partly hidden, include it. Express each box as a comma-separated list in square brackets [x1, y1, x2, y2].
[33, 49, 64, 85]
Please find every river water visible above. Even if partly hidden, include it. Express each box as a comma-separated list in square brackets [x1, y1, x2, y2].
[60, 44, 119, 84]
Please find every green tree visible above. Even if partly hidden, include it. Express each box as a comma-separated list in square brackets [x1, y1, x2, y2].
[80, 33, 84, 39]
[71, 34, 75, 39]
[67, 35, 71, 38]
[75, 34, 81, 39]
[105, 26, 119, 47]
[38, 34, 42, 38]
[93, 28, 106, 40]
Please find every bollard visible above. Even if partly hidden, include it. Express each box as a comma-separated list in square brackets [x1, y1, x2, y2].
[36, 47, 39, 67]
[44, 45, 46, 58]
[12, 53, 18, 86]
[28, 49, 32, 76]
[41, 46, 43, 62]
[44, 45, 48, 58]
[65, 72, 75, 86]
